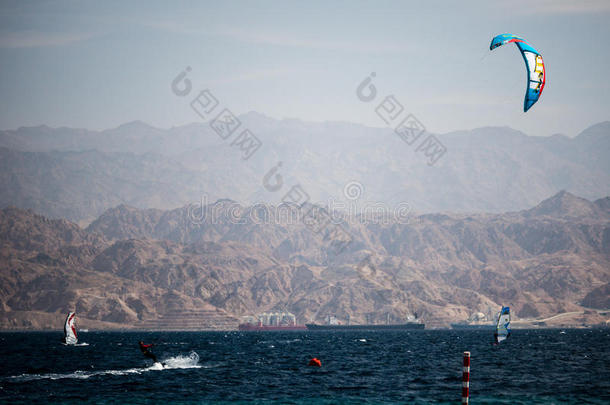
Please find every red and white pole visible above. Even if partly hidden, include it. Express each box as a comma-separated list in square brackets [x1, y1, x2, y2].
[462, 351, 470, 404]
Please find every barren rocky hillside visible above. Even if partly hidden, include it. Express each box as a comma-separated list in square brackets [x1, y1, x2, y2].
[1, 191, 608, 330]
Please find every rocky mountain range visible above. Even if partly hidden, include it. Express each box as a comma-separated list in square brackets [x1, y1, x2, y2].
[1, 116, 609, 224]
[1, 191, 608, 330]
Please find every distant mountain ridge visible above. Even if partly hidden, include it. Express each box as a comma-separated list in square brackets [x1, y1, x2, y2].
[1, 191, 608, 330]
[1, 117, 609, 223]
[523, 190, 610, 220]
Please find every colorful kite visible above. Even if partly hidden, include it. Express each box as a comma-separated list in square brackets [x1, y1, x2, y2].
[490, 34, 545, 112]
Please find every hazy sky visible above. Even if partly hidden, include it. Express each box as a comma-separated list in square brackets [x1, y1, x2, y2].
[1, 0, 608, 136]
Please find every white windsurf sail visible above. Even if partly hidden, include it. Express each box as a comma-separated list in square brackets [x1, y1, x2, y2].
[63, 312, 78, 345]
[495, 306, 511, 343]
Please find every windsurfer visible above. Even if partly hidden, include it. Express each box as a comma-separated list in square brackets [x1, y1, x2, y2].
[138, 341, 158, 363]
[63, 312, 78, 345]
[494, 306, 511, 345]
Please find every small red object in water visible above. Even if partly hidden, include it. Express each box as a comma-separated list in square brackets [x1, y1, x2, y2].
[308, 358, 321, 367]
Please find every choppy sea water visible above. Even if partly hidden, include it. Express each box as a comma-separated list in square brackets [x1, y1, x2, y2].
[0, 329, 608, 404]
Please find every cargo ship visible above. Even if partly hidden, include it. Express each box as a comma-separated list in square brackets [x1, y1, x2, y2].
[306, 323, 424, 331]
[238, 311, 306, 332]
[305, 315, 424, 331]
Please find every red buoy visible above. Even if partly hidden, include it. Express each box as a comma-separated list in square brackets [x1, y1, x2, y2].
[308, 357, 321, 367]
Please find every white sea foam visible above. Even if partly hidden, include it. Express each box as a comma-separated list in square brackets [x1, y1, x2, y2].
[162, 351, 200, 369]
[7, 351, 201, 382]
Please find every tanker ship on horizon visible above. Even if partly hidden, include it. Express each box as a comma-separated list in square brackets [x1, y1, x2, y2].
[306, 315, 425, 331]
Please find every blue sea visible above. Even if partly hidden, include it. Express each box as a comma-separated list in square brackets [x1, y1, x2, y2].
[1, 329, 608, 404]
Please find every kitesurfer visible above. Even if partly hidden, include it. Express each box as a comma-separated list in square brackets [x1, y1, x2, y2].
[138, 341, 158, 363]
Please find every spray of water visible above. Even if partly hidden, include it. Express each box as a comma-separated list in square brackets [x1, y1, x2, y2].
[162, 351, 200, 369]
[7, 351, 201, 381]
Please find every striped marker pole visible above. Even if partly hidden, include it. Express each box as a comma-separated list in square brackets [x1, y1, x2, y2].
[462, 351, 470, 404]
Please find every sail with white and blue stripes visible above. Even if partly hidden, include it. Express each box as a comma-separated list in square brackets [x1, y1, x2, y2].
[495, 306, 511, 343]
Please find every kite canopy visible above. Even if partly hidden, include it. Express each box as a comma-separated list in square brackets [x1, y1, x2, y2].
[490, 34, 545, 112]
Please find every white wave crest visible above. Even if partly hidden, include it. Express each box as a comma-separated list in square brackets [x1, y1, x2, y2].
[162, 351, 200, 369]
[7, 351, 201, 382]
